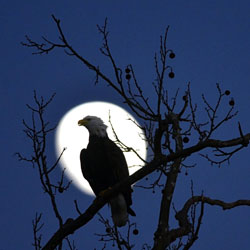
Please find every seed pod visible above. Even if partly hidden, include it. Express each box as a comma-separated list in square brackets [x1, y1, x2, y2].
[168, 72, 175, 78]
[133, 229, 139, 235]
[126, 74, 131, 80]
[229, 98, 235, 106]
[183, 137, 189, 143]
[125, 68, 130, 73]
[169, 52, 175, 59]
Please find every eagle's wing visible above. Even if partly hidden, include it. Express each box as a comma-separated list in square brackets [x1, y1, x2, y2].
[103, 139, 135, 214]
[103, 139, 130, 182]
[80, 137, 135, 220]
[80, 148, 99, 194]
[80, 138, 119, 195]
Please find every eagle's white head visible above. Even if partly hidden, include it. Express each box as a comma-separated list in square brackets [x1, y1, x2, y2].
[78, 115, 108, 137]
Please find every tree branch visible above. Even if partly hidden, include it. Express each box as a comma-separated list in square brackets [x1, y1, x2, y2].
[42, 133, 250, 249]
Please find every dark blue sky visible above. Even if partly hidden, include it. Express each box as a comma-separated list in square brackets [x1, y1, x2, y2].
[1, 1, 250, 249]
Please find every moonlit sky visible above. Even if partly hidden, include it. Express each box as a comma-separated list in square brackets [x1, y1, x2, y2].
[56, 101, 147, 195]
[1, 1, 250, 249]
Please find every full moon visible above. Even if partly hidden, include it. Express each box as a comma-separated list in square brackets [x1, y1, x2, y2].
[55, 101, 147, 195]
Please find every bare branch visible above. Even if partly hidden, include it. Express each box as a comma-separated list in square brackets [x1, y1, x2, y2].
[17, 92, 67, 229]
[32, 213, 44, 250]
[108, 111, 147, 164]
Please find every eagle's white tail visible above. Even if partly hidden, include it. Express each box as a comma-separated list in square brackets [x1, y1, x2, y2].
[110, 194, 128, 227]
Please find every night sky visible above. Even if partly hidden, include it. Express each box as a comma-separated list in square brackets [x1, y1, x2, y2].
[1, 1, 250, 249]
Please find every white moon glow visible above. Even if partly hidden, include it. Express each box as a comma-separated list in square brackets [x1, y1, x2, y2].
[55, 101, 147, 196]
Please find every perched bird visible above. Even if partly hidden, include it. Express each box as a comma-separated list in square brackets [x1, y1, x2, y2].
[78, 115, 135, 227]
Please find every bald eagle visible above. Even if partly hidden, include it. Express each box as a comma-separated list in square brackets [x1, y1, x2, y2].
[78, 116, 135, 227]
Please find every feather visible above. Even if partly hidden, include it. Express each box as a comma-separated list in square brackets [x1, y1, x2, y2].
[110, 194, 128, 227]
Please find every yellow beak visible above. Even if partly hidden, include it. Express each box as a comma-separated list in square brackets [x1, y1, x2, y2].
[78, 119, 88, 126]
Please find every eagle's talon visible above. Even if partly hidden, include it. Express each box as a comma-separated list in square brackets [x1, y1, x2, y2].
[98, 187, 112, 197]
